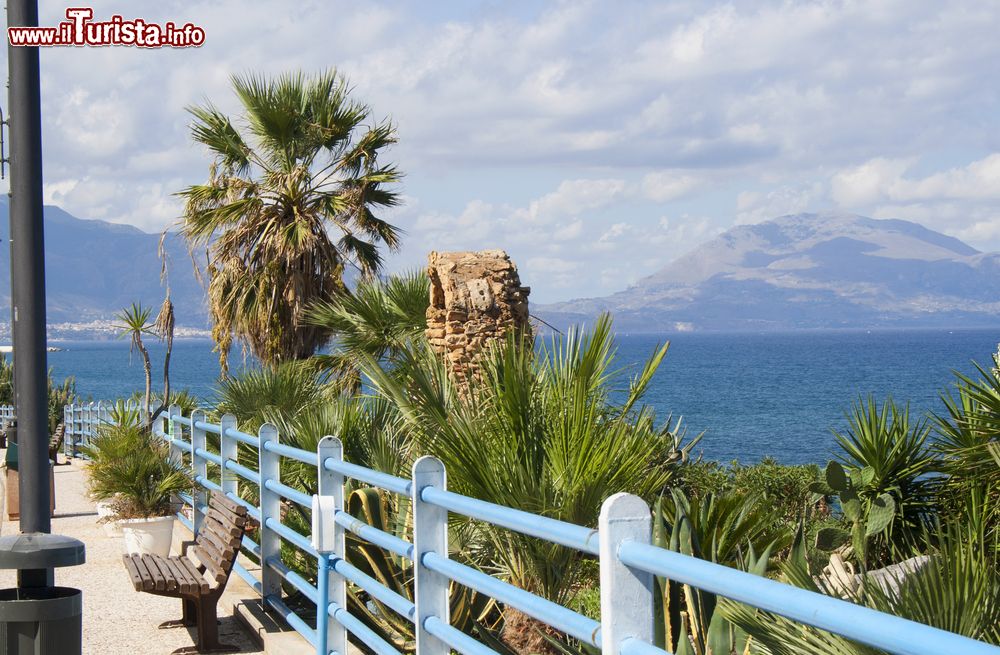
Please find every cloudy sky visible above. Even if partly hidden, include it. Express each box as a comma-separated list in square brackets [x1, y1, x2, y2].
[2, 0, 999, 303]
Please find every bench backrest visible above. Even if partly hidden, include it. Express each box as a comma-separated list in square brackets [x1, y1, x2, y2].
[191, 492, 248, 586]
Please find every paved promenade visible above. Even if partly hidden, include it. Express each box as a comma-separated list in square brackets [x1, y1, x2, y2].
[0, 457, 265, 655]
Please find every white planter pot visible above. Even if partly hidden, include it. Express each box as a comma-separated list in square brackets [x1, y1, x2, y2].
[95, 499, 115, 519]
[120, 515, 175, 556]
[95, 500, 123, 537]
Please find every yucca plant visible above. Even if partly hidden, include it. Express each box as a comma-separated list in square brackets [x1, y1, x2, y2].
[115, 302, 156, 422]
[830, 396, 936, 566]
[935, 364, 1000, 553]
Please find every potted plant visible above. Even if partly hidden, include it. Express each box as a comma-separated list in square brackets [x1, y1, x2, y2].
[86, 420, 190, 556]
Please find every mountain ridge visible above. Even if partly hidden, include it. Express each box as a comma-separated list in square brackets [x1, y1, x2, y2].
[536, 213, 1000, 332]
[0, 196, 208, 331]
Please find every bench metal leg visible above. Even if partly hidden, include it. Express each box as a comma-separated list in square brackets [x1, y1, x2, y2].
[171, 597, 238, 654]
[159, 599, 197, 629]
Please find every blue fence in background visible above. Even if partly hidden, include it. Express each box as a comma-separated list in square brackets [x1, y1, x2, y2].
[63, 401, 1000, 655]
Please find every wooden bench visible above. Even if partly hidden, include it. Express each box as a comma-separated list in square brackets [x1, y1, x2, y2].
[122, 491, 248, 653]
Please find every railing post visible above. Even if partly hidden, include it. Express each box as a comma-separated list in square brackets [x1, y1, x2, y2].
[167, 404, 182, 465]
[73, 403, 82, 455]
[318, 436, 346, 655]
[85, 401, 95, 449]
[412, 456, 449, 655]
[219, 413, 238, 499]
[152, 405, 166, 440]
[190, 409, 208, 534]
[258, 423, 281, 604]
[599, 493, 654, 655]
[63, 404, 73, 458]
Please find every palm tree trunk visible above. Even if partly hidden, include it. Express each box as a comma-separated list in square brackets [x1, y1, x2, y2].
[136, 334, 152, 423]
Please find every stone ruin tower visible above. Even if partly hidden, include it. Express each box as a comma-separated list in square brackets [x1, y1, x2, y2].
[425, 250, 532, 380]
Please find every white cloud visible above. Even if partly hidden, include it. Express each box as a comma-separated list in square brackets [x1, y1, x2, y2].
[0, 1, 998, 300]
[641, 171, 702, 202]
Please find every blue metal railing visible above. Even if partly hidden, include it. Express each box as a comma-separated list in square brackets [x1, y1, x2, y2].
[65, 402, 1000, 655]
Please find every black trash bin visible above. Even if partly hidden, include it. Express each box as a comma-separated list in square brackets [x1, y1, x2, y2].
[0, 534, 85, 654]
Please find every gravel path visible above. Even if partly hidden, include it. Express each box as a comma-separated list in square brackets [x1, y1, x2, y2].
[0, 457, 264, 655]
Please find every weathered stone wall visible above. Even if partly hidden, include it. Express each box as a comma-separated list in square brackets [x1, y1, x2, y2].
[426, 249, 531, 379]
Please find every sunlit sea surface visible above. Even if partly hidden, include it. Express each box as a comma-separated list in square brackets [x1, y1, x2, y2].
[44, 328, 1000, 465]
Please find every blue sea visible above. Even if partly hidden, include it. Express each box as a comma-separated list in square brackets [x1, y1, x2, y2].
[44, 328, 1000, 466]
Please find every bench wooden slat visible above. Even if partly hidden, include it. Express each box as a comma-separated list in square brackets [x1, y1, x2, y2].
[130, 553, 157, 592]
[122, 554, 144, 591]
[191, 546, 228, 584]
[203, 510, 244, 541]
[178, 556, 211, 594]
[159, 556, 192, 594]
[146, 555, 179, 592]
[206, 503, 246, 532]
[200, 518, 239, 556]
[210, 493, 246, 519]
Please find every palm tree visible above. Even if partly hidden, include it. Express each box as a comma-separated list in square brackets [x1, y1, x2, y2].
[178, 70, 402, 372]
[362, 314, 697, 605]
[305, 270, 429, 391]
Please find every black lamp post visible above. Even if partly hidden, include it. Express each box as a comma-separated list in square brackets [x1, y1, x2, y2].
[0, 2, 86, 652]
[6, 0, 50, 548]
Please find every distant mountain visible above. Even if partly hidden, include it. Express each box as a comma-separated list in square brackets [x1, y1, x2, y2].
[537, 213, 1000, 331]
[0, 197, 208, 329]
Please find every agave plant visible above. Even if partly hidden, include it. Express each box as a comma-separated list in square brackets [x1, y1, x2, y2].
[654, 488, 786, 655]
[341, 488, 511, 653]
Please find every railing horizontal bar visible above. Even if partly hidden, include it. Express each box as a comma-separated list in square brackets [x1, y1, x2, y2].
[262, 440, 316, 466]
[194, 475, 223, 494]
[241, 534, 262, 558]
[169, 438, 193, 453]
[194, 447, 223, 466]
[171, 415, 192, 427]
[421, 487, 599, 556]
[265, 556, 318, 604]
[620, 637, 669, 655]
[333, 511, 413, 560]
[264, 478, 312, 508]
[266, 594, 317, 647]
[193, 420, 221, 435]
[331, 557, 415, 622]
[223, 426, 259, 447]
[618, 542, 1000, 655]
[223, 459, 259, 485]
[424, 616, 500, 655]
[323, 457, 411, 496]
[233, 561, 262, 595]
[328, 600, 402, 655]
[223, 491, 261, 522]
[422, 552, 601, 646]
[264, 517, 318, 557]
